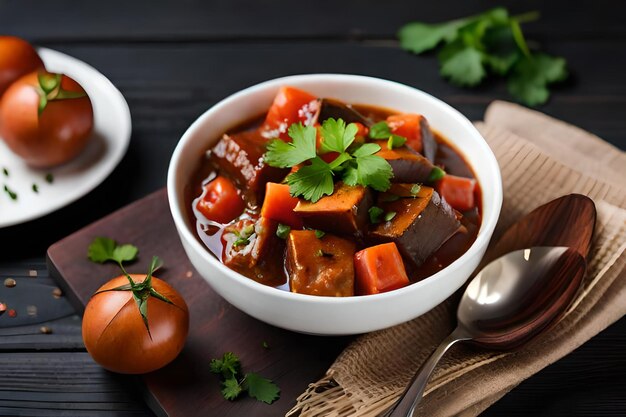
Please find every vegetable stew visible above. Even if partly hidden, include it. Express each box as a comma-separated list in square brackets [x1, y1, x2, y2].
[187, 86, 482, 297]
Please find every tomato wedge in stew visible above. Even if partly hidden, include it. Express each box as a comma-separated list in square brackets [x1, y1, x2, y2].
[187, 86, 482, 297]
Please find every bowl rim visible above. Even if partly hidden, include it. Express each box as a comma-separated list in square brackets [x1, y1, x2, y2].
[167, 73, 502, 305]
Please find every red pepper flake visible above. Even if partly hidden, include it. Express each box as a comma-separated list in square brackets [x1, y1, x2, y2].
[8, 309, 17, 318]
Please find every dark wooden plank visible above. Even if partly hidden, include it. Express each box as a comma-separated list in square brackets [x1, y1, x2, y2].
[0, 352, 152, 417]
[47, 189, 352, 417]
[1, 0, 625, 41]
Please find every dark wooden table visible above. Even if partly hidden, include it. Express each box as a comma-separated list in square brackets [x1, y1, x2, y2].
[1, 1, 625, 416]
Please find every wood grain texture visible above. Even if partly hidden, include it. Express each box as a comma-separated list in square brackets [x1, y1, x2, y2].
[47, 189, 352, 417]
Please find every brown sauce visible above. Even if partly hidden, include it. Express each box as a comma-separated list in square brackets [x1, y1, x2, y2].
[186, 103, 482, 292]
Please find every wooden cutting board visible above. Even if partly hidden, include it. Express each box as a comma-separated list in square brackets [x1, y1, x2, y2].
[47, 189, 353, 417]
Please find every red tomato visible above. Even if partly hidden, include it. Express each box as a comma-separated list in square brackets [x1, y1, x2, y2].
[261, 86, 319, 140]
[82, 274, 189, 374]
[387, 114, 425, 153]
[0, 36, 44, 96]
[0, 71, 93, 167]
[437, 174, 476, 212]
[196, 176, 245, 223]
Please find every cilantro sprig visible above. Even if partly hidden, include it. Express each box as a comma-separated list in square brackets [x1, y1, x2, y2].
[398, 7, 568, 106]
[88, 237, 176, 337]
[265, 118, 394, 202]
[210, 352, 280, 404]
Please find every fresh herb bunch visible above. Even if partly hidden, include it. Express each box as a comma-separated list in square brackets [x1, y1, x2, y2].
[398, 7, 568, 106]
[265, 118, 393, 202]
[210, 352, 280, 404]
[88, 237, 174, 336]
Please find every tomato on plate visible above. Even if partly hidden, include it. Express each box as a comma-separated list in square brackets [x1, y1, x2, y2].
[0, 36, 44, 96]
[0, 71, 94, 167]
[82, 273, 189, 374]
[196, 175, 245, 224]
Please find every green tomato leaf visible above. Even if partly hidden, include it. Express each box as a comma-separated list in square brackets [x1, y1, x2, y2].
[286, 157, 334, 203]
[244, 373, 280, 404]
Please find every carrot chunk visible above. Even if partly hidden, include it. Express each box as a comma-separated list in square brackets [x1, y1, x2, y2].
[260, 182, 303, 228]
[354, 243, 410, 295]
[437, 174, 476, 212]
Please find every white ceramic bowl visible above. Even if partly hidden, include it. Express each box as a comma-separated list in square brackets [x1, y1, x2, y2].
[168, 74, 502, 335]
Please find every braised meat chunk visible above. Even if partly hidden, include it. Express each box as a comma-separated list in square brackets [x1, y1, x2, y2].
[374, 140, 438, 183]
[369, 186, 460, 267]
[210, 130, 288, 203]
[286, 230, 356, 296]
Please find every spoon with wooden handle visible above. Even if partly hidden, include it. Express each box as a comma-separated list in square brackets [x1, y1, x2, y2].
[383, 246, 586, 417]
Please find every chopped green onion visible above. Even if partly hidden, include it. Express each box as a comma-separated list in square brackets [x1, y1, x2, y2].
[276, 223, 291, 239]
[369, 206, 384, 224]
[387, 134, 407, 150]
[384, 211, 397, 222]
[314, 229, 326, 239]
[428, 167, 446, 182]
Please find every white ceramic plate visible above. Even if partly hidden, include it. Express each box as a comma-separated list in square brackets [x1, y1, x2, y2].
[0, 48, 131, 228]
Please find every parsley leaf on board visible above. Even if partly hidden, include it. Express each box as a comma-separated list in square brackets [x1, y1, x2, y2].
[398, 8, 567, 106]
[244, 373, 281, 404]
[210, 352, 280, 404]
[88, 237, 138, 265]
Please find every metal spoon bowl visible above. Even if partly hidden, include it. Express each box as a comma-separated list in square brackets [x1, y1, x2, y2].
[384, 246, 586, 417]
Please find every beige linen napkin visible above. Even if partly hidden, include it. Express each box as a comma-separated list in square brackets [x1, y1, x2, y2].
[287, 101, 626, 417]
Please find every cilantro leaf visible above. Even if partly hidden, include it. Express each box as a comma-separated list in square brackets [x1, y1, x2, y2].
[368, 121, 392, 139]
[352, 143, 381, 158]
[210, 352, 241, 380]
[398, 21, 467, 54]
[286, 157, 334, 203]
[265, 123, 316, 168]
[397, 7, 566, 106]
[88, 237, 139, 265]
[112, 244, 139, 264]
[244, 373, 280, 404]
[507, 53, 567, 106]
[221, 378, 243, 401]
[344, 155, 393, 192]
[319, 118, 357, 153]
[88, 237, 116, 263]
[440, 45, 486, 87]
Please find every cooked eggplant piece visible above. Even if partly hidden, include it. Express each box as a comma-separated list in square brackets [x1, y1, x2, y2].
[420, 117, 437, 163]
[294, 182, 373, 236]
[286, 230, 356, 296]
[318, 98, 373, 126]
[222, 217, 285, 286]
[369, 186, 460, 267]
[374, 140, 438, 183]
[210, 130, 288, 203]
